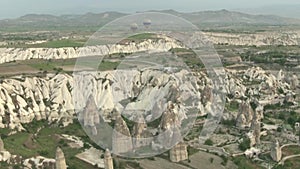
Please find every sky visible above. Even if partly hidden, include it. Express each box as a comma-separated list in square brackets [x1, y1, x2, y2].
[1, 0, 300, 19]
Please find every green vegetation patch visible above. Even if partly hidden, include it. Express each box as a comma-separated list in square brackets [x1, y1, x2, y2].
[232, 156, 264, 169]
[127, 33, 158, 41]
[1, 120, 99, 169]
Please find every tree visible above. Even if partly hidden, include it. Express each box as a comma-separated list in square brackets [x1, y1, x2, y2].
[204, 139, 214, 146]
[239, 138, 250, 151]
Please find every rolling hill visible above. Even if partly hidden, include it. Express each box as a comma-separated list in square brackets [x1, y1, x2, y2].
[1, 9, 300, 32]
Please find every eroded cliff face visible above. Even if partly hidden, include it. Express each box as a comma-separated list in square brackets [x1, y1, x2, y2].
[204, 32, 299, 46]
[0, 66, 296, 131]
[0, 73, 74, 130]
[0, 38, 183, 64]
[0, 32, 299, 65]
[0, 69, 208, 130]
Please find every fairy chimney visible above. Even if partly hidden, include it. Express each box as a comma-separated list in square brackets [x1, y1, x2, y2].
[55, 147, 67, 169]
[270, 140, 282, 162]
[112, 115, 133, 154]
[104, 149, 114, 169]
[169, 142, 188, 162]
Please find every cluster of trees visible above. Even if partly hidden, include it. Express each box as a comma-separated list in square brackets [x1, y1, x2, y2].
[241, 51, 291, 66]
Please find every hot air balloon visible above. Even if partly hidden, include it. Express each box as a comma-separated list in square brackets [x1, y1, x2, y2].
[130, 23, 138, 31]
[143, 19, 152, 28]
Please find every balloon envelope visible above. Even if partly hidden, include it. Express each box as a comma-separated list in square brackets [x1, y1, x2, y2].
[143, 19, 152, 28]
[130, 23, 138, 31]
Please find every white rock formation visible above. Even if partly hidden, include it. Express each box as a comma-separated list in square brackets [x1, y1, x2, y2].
[270, 140, 282, 162]
[236, 101, 254, 128]
[0, 38, 183, 64]
[0, 151, 11, 163]
[0, 137, 4, 151]
[0, 74, 74, 130]
[169, 142, 188, 162]
[244, 147, 261, 158]
[104, 149, 114, 169]
[56, 147, 67, 169]
[23, 156, 55, 169]
[0, 65, 294, 132]
[112, 115, 133, 154]
[205, 31, 299, 46]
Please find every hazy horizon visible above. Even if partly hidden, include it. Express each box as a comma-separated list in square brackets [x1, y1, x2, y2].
[1, 0, 300, 19]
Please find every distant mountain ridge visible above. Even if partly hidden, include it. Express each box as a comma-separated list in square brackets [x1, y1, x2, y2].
[148, 9, 300, 25]
[1, 9, 300, 31]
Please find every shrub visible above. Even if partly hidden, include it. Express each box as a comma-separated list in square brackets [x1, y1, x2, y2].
[239, 138, 250, 151]
[204, 139, 214, 146]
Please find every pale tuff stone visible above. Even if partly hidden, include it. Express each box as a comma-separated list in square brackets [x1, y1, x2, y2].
[56, 147, 67, 169]
[0, 68, 199, 130]
[132, 116, 152, 149]
[0, 136, 4, 151]
[0, 38, 183, 64]
[0, 66, 294, 134]
[248, 121, 261, 147]
[81, 96, 100, 128]
[236, 101, 254, 128]
[158, 102, 183, 149]
[244, 147, 261, 159]
[112, 115, 133, 154]
[0, 151, 11, 163]
[169, 142, 188, 162]
[23, 156, 55, 169]
[104, 149, 114, 169]
[270, 140, 282, 162]
[204, 32, 298, 46]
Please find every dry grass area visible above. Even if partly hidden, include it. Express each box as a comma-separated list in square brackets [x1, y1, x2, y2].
[139, 157, 190, 169]
[182, 151, 237, 169]
[0, 63, 38, 75]
[282, 145, 300, 157]
[137, 151, 238, 169]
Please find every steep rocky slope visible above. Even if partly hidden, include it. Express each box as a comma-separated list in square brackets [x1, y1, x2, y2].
[0, 66, 296, 131]
[204, 32, 299, 46]
[1, 31, 299, 65]
[0, 70, 207, 130]
[0, 38, 183, 64]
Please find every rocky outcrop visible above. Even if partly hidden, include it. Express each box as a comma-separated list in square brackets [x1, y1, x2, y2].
[205, 32, 299, 46]
[112, 115, 133, 154]
[0, 38, 183, 64]
[270, 140, 282, 162]
[132, 116, 152, 149]
[244, 147, 261, 159]
[0, 74, 74, 130]
[0, 137, 4, 151]
[286, 73, 299, 90]
[249, 121, 261, 147]
[104, 149, 114, 169]
[0, 65, 295, 133]
[169, 142, 188, 162]
[23, 156, 55, 169]
[80, 96, 100, 136]
[55, 147, 67, 169]
[158, 102, 183, 149]
[226, 67, 297, 105]
[0, 151, 11, 163]
[0, 68, 203, 130]
[248, 103, 263, 147]
[236, 101, 254, 128]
